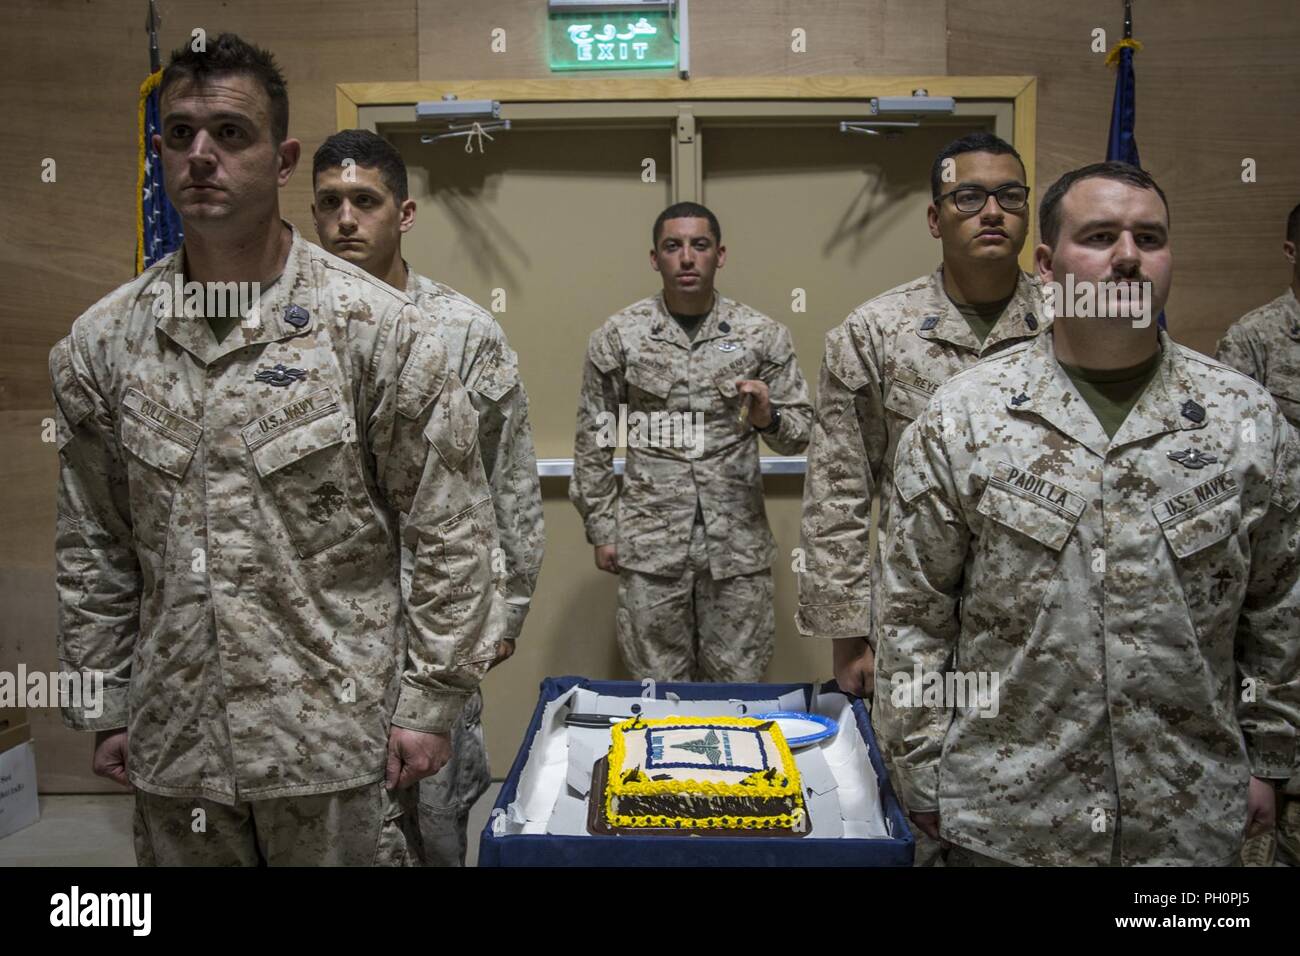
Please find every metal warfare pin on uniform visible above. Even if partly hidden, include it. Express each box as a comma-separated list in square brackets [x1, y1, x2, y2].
[284, 304, 310, 328]
[716, 340, 739, 352]
[254, 364, 307, 387]
[1168, 449, 1219, 469]
[1180, 399, 1206, 423]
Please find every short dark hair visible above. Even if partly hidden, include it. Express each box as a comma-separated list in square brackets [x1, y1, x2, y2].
[930, 132, 1025, 200]
[313, 129, 409, 204]
[653, 202, 721, 248]
[1038, 161, 1170, 247]
[1287, 202, 1300, 246]
[159, 33, 289, 144]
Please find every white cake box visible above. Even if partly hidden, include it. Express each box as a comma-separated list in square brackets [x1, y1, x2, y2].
[479, 678, 913, 866]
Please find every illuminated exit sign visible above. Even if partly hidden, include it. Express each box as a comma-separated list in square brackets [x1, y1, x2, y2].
[548, 11, 677, 71]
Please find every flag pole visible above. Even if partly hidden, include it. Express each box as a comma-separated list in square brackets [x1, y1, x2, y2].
[147, 0, 160, 73]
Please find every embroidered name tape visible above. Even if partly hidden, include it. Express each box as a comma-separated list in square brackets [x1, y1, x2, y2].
[242, 387, 337, 448]
[989, 461, 1086, 518]
[1155, 470, 1238, 527]
[122, 388, 202, 446]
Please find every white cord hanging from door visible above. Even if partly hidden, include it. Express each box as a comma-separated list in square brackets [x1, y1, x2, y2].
[464, 121, 493, 153]
[419, 119, 512, 150]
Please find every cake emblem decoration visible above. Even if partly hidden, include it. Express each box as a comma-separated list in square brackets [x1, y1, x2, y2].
[604, 715, 806, 831]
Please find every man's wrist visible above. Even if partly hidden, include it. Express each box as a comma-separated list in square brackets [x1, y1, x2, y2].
[754, 405, 781, 434]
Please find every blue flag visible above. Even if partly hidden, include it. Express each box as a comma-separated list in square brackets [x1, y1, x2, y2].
[1106, 40, 1141, 166]
[1105, 38, 1163, 328]
[137, 70, 183, 273]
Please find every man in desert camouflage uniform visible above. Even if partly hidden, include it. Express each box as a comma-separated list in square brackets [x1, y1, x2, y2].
[1215, 199, 1300, 866]
[50, 35, 498, 866]
[312, 129, 545, 867]
[570, 203, 812, 682]
[875, 162, 1300, 866]
[797, 133, 1045, 865]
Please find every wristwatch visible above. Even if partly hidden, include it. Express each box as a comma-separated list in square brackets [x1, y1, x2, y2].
[755, 406, 782, 435]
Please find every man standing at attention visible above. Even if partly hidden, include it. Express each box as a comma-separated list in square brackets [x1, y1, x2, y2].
[311, 128, 545, 867]
[50, 34, 498, 865]
[876, 162, 1299, 866]
[797, 132, 1045, 863]
[798, 132, 1045, 696]
[1215, 199, 1300, 866]
[570, 203, 812, 682]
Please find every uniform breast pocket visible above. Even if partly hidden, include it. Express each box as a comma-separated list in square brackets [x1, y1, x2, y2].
[626, 360, 673, 410]
[884, 378, 932, 424]
[971, 466, 1085, 640]
[119, 388, 201, 556]
[243, 390, 373, 558]
[1154, 477, 1247, 640]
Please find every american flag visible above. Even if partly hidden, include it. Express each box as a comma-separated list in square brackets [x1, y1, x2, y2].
[136, 70, 183, 273]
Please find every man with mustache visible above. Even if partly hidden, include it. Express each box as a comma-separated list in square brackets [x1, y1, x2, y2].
[1214, 199, 1300, 866]
[875, 162, 1300, 865]
[49, 34, 498, 865]
[797, 132, 1045, 863]
[311, 128, 544, 867]
[570, 203, 812, 682]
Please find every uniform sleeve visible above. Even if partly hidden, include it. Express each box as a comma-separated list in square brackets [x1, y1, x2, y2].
[463, 336, 545, 645]
[1215, 323, 1264, 385]
[872, 399, 969, 813]
[1237, 417, 1300, 779]
[757, 322, 813, 456]
[50, 332, 140, 732]
[796, 318, 888, 639]
[366, 306, 500, 734]
[568, 324, 626, 547]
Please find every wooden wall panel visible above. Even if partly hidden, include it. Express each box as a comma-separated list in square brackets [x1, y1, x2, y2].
[418, 0, 947, 79]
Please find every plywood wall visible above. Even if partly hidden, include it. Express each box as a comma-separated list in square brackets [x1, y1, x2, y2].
[417, 0, 949, 79]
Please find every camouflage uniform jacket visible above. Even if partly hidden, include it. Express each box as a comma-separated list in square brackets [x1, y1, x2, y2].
[797, 267, 1045, 641]
[875, 328, 1300, 866]
[569, 291, 812, 579]
[1216, 288, 1300, 427]
[50, 227, 500, 804]
[406, 268, 544, 644]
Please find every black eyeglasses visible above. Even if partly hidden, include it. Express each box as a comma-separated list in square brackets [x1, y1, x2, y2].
[936, 183, 1031, 213]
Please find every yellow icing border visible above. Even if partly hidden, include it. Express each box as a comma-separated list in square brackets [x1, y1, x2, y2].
[605, 715, 805, 830]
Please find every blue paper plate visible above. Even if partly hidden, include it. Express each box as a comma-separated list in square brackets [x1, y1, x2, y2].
[752, 711, 838, 748]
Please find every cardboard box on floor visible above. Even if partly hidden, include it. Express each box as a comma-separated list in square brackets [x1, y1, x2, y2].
[0, 707, 40, 839]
